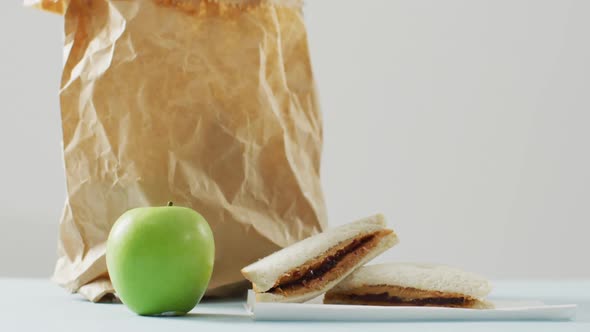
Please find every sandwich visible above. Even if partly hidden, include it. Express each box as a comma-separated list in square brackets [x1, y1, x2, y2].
[241, 214, 398, 303]
[324, 263, 492, 308]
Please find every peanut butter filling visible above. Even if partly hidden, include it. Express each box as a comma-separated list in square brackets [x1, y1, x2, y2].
[267, 229, 392, 297]
[324, 285, 478, 308]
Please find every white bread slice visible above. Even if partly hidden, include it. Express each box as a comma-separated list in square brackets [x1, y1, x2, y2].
[241, 214, 397, 294]
[254, 232, 398, 303]
[330, 263, 491, 299]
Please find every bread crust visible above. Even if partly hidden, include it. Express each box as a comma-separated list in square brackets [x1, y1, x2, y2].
[254, 231, 398, 303]
[269, 229, 393, 297]
[329, 263, 492, 300]
[241, 214, 391, 293]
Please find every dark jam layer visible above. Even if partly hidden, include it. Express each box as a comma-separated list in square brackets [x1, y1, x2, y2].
[268, 234, 376, 294]
[348, 292, 469, 306]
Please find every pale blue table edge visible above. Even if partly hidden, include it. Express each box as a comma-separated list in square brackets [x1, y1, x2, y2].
[2, 279, 589, 332]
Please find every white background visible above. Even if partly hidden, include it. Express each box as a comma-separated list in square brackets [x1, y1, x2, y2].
[0, 0, 588, 279]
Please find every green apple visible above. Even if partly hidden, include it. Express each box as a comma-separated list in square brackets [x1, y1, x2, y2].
[106, 202, 215, 316]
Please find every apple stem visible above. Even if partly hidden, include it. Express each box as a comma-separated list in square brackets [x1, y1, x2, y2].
[167, 201, 174, 207]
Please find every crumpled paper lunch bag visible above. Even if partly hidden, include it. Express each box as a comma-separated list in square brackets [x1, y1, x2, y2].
[29, 0, 326, 302]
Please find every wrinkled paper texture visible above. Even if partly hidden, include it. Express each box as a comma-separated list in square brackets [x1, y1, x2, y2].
[29, 0, 326, 302]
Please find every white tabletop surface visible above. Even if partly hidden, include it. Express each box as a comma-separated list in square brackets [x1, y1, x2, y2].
[2, 279, 589, 331]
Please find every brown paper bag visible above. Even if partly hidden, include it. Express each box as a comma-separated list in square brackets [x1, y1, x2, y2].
[29, 0, 326, 302]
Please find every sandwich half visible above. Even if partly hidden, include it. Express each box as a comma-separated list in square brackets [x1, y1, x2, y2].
[241, 214, 398, 303]
[324, 263, 492, 308]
